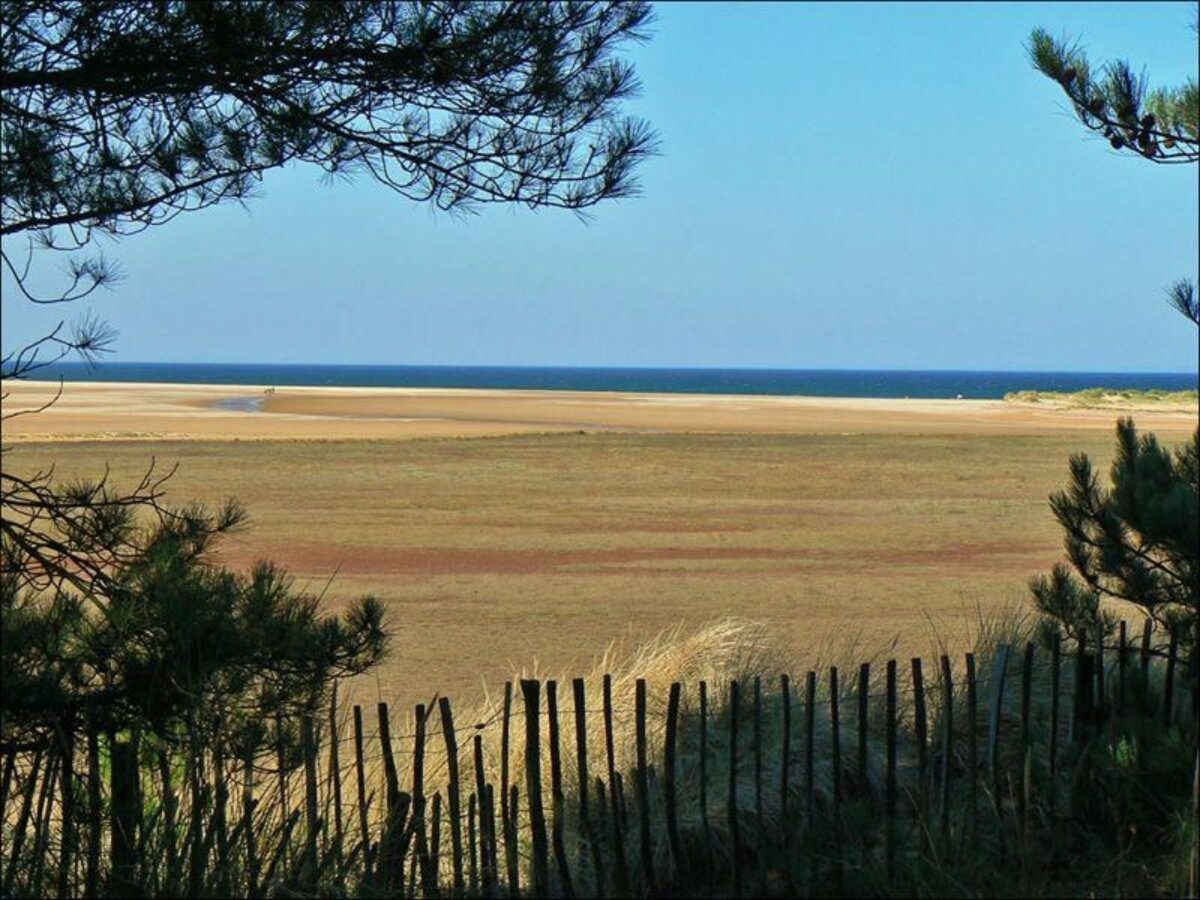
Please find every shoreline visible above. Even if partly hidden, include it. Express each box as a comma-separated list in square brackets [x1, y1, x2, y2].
[4, 378, 1196, 443]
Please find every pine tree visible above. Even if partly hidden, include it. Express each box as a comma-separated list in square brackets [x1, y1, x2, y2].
[1030, 419, 1198, 660]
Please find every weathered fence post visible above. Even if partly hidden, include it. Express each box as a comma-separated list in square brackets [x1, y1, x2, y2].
[1164, 627, 1179, 728]
[413, 703, 438, 899]
[634, 678, 656, 894]
[804, 671, 816, 823]
[352, 705, 371, 876]
[472, 733, 495, 895]
[780, 673, 792, 828]
[858, 663, 870, 800]
[912, 658, 928, 810]
[571, 677, 602, 894]
[521, 679, 551, 898]
[377, 702, 408, 892]
[699, 679, 712, 890]
[729, 678, 742, 898]
[328, 687, 345, 874]
[664, 681, 683, 875]
[546, 681, 575, 897]
[302, 715, 320, 883]
[987, 645, 1010, 800]
[830, 667, 842, 811]
[753, 675, 766, 894]
[501, 681, 517, 896]
[1018, 643, 1034, 834]
[438, 697, 466, 893]
[938, 654, 953, 841]
[885, 659, 898, 884]
[603, 673, 630, 894]
[965, 652, 979, 837]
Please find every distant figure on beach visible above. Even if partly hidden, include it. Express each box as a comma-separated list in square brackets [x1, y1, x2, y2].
[264, 386, 276, 395]
[956, 393, 964, 399]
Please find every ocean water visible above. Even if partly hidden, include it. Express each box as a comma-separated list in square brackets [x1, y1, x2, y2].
[21, 362, 1199, 400]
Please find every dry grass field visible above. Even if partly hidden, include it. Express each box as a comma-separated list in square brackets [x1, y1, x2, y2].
[11, 423, 1191, 708]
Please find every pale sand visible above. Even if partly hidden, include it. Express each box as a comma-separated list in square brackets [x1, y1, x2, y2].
[3, 379, 1197, 442]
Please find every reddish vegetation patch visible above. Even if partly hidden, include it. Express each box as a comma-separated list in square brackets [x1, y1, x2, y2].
[216, 539, 1048, 578]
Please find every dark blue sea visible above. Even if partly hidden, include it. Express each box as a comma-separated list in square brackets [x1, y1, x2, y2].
[23, 362, 1199, 400]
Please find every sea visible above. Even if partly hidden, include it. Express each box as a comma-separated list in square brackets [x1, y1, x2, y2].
[21, 362, 1199, 401]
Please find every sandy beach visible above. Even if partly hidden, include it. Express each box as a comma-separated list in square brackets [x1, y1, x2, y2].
[4, 379, 1196, 442]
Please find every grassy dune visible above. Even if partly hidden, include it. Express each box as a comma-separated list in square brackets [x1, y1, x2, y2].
[7, 427, 1174, 706]
[1004, 387, 1198, 410]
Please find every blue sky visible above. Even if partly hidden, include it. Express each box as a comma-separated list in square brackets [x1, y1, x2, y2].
[3, 1, 1198, 372]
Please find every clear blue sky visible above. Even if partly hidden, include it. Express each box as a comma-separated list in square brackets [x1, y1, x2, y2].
[3, 1, 1198, 372]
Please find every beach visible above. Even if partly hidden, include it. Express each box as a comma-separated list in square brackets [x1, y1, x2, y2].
[4, 380, 1196, 703]
[4, 379, 1196, 442]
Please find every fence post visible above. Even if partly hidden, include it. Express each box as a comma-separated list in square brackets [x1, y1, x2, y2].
[501, 682, 518, 896]
[780, 674, 792, 829]
[1164, 627, 1179, 729]
[804, 671, 816, 823]
[965, 653, 979, 837]
[912, 658, 928, 809]
[546, 681, 575, 897]
[987, 644, 1011, 813]
[521, 679, 551, 898]
[885, 659, 898, 884]
[830, 667, 842, 811]
[377, 702, 409, 892]
[438, 697, 466, 893]
[352, 705, 371, 877]
[603, 673, 630, 894]
[473, 733, 495, 895]
[110, 735, 140, 896]
[328, 687, 345, 874]
[729, 678, 742, 898]
[413, 704, 437, 899]
[301, 715, 320, 883]
[634, 678, 656, 894]
[938, 654, 953, 842]
[1018, 643, 1034, 834]
[699, 680, 712, 891]
[858, 663, 870, 801]
[664, 681, 683, 874]
[1140, 620, 1154, 679]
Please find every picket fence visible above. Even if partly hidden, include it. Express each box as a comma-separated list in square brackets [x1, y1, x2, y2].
[2, 621, 1197, 898]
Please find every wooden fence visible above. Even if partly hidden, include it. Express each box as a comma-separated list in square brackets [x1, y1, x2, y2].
[2, 624, 1198, 898]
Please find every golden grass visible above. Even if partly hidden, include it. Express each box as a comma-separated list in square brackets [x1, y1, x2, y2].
[1004, 387, 1198, 410]
[9, 425, 1187, 710]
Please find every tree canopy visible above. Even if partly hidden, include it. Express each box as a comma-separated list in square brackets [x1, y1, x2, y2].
[1027, 25, 1198, 165]
[2, 0, 655, 324]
